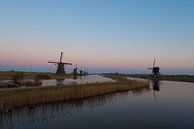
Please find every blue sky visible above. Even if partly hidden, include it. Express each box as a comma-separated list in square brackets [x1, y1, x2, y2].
[0, 0, 194, 74]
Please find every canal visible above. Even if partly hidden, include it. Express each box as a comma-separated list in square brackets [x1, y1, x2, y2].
[1, 80, 194, 129]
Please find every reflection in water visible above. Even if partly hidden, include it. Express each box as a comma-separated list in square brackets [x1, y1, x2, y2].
[150, 80, 161, 99]
[152, 79, 160, 91]
[56, 79, 64, 85]
[2, 81, 194, 129]
[41, 75, 115, 86]
[0, 87, 149, 129]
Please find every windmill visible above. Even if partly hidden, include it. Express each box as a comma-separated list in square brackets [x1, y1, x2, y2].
[48, 52, 72, 74]
[79, 69, 83, 78]
[147, 58, 160, 79]
[73, 64, 78, 79]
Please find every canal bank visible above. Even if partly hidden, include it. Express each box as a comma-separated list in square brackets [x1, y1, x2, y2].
[0, 76, 149, 113]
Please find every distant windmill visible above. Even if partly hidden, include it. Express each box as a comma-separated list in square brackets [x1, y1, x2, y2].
[73, 64, 78, 79]
[79, 69, 83, 77]
[48, 52, 72, 74]
[147, 58, 160, 79]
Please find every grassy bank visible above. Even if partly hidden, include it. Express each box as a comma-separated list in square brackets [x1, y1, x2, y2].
[0, 76, 148, 113]
[125, 74, 194, 83]
[162, 75, 194, 83]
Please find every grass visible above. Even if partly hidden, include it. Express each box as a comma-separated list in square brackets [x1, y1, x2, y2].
[105, 75, 129, 82]
[162, 75, 194, 83]
[126, 74, 194, 83]
[0, 71, 74, 80]
[0, 71, 75, 87]
[0, 75, 149, 113]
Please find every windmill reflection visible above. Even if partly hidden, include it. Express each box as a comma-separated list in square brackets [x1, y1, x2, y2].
[56, 79, 64, 85]
[151, 79, 161, 99]
[152, 79, 160, 91]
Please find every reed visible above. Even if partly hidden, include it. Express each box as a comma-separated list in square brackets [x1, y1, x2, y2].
[0, 76, 148, 113]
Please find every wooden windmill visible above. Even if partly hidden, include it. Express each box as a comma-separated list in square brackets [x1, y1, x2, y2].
[73, 64, 78, 79]
[148, 58, 160, 79]
[48, 52, 72, 74]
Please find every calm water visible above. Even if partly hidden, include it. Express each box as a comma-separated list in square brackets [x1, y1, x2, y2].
[1, 80, 194, 129]
[0, 75, 115, 89]
[41, 75, 115, 86]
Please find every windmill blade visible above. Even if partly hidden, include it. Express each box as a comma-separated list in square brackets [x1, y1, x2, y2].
[48, 61, 59, 63]
[63, 63, 72, 65]
[60, 52, 63, 62]
[153, 58, 156, 68]
[76, 64, 79, 70]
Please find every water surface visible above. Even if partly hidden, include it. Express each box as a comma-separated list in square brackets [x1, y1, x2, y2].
[41, 75, 115, 86]
[1, 81, 194, 129]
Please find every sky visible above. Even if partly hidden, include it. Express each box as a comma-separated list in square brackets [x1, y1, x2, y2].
[0, 0, 194, 74]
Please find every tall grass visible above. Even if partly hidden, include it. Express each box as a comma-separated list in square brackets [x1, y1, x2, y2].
[0, 76, 149, 113]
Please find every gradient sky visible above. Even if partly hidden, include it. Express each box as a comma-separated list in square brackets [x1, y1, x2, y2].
[0, 0, 194, 74]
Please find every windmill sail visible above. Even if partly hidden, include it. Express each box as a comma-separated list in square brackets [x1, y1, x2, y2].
[147, 58, 160, 79]
[48, 52, 72, 74]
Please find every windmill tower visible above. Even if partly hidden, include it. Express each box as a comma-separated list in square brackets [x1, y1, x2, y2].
[148, 58, 160, 79]
[48, 52, 72, 74]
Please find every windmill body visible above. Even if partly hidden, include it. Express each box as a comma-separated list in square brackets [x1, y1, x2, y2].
[152, 67, 160, 78]
[148, 59, 160, 79]
[48, 52, 72, 74]
[73, 65, 78, 79]
[147, 59, 161, 99]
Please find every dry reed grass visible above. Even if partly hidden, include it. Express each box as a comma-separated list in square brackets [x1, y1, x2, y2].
[0, 76, 149, 113]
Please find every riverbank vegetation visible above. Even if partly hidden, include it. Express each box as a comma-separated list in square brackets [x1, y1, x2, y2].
[0, 71, 78, 87]
[0, 75, 148, 113]
[0, 71, 73, 80]
[162, 75, 194, 83]
[126, 74, 194, 83]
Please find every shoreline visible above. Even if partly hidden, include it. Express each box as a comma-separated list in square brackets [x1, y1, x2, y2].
[0, 78, 149, 113]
